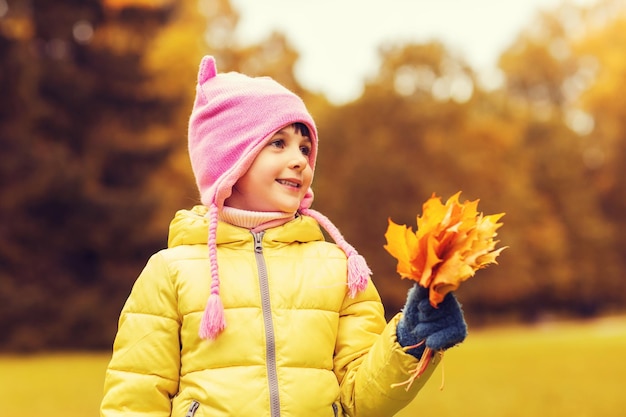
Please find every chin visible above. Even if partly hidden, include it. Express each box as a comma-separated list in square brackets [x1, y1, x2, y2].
[277, 202, 301, 213]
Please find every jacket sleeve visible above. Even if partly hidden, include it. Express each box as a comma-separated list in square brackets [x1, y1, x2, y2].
[100, 252, 181, 417]
[335, 281, 440, 417]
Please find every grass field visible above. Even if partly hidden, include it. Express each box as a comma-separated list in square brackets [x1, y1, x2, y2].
[1, 315, 625, 417]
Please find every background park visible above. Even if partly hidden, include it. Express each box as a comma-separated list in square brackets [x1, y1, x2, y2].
[1, 0, 625, 416]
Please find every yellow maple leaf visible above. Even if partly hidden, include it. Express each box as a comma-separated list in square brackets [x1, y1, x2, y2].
[384, 192, 506, 307]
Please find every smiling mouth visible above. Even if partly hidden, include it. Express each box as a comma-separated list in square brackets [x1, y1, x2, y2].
[277, 179, 301, 188]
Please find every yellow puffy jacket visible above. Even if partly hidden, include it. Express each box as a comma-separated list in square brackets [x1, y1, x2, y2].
[101, 207, 438, 417]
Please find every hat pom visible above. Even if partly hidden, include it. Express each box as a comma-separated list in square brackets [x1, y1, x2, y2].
[199, 292, 226, 340]
[347, 254, 371, 297]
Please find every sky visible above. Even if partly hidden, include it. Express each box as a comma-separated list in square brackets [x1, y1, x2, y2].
[230, 0, 595, 104]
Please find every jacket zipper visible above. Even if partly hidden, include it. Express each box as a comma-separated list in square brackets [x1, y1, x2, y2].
[185, 400, 199, 417]
[253, 231, 281, 417]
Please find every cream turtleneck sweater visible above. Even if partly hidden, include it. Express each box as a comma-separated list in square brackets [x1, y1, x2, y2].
[218, 206, 296, 232]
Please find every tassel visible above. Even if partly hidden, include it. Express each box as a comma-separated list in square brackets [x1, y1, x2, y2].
[301, 207, 371, 298]
[199, 293, 226, 340]
[347, 254, 371, 298]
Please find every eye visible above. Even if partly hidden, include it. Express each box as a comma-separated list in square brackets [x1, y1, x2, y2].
[269, 139, 285, 149]
[300, 144, 312, 156]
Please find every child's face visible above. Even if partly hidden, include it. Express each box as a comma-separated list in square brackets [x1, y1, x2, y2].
[226, 124, 313, 213]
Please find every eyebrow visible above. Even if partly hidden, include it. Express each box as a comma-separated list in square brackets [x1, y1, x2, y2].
[273, 129, 312, 142]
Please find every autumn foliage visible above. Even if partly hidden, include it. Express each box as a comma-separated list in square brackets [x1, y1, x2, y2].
[2, 0, 626, 351]
[384, 192, 506, 307]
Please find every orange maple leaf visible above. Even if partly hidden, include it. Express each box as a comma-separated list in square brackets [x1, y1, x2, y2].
[384, 192, 506, 307]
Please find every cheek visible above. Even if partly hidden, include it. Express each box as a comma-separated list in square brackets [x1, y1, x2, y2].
[233, 168, 263, 198]
[241, 157, 273, 186]
[303, 166, 314, 188]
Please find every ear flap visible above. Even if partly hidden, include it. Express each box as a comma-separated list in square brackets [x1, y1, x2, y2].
[300, 188, 314, 210]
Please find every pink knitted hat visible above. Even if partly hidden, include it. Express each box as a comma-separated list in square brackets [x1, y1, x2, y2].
[188, 56, 370, 340]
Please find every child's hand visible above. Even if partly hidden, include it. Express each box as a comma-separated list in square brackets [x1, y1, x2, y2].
[396, 284, 467, 359]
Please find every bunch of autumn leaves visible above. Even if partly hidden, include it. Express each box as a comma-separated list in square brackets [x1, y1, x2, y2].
[384, 192, 506, 391]
[384, 192, 506, 308]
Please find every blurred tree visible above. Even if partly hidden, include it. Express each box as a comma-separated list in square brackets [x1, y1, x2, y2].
[2, 0, 626, 351]
[0, 0, 202, 351]
[573, 0, 626, 309]
[496, 0, 625, 316]
[315, 0, 626, 322]
[315, 42, 496, 315]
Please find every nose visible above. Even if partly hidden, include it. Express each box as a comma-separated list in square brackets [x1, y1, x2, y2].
[288, 147, 308, 170]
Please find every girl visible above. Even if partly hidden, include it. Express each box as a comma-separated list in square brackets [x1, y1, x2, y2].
[100, 56, 467, 417]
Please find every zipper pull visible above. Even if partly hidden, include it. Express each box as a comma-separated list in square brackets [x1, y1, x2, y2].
[185, 400, 200, 417]
[253, 231, 265, 254]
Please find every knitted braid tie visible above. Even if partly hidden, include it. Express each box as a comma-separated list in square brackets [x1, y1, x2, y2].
[301, 208, 371, 297]
[199, 204, 226, 340]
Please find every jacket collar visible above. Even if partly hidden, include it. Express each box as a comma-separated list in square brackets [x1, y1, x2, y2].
[168, 205, 324, 248]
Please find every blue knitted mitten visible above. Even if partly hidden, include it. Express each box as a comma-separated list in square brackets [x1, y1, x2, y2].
[396, 284, 468, 359]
